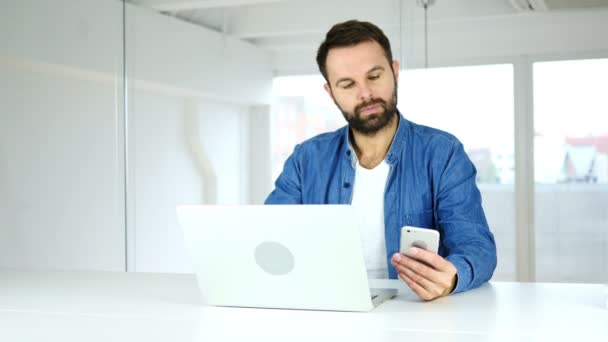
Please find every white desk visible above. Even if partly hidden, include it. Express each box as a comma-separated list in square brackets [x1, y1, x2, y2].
[0, 271, 606, 342]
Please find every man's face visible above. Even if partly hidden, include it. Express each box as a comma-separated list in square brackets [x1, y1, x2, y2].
[323, 40, 399, 135]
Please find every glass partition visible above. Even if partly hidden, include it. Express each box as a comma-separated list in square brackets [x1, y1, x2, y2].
[0, 0, 126, 270]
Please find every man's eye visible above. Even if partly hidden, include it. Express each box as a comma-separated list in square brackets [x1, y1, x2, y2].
[343, 83, 354, 89]
[369, 75, 380, 80]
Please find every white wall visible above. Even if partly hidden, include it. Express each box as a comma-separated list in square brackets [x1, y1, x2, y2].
[131, 92, 251, 273]
[125, 4, 273, 272]
[0, 0, 273, 272]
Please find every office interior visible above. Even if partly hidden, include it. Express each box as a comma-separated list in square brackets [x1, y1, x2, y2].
[1, 0, 607, 286]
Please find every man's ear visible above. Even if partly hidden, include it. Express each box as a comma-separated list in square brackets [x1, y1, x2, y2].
[392, 60, 400, 82]
[324, 83, 334, 101]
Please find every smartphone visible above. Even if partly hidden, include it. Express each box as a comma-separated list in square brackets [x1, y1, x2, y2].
[400, 226, 440, 255]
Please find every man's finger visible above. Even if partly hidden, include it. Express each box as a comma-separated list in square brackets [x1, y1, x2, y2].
[393, 262, 443, 295]
[399, 272, 434, 301]
[405, 247, 450, 271]
[401, 267, 444, 297]
[393, 253, 443, 284]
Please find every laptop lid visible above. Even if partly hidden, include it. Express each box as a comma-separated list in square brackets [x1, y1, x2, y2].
[176, 204, 375, 312]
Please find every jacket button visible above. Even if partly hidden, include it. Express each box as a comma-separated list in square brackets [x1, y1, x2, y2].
[346, 150, 351, 156]
[343, 182, 351, 188]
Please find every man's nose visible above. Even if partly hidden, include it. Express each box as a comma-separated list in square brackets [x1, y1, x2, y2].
[357, 83, 373, 102]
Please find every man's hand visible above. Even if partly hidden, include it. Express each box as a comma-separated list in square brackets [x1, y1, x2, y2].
[390, 248, 457, 301]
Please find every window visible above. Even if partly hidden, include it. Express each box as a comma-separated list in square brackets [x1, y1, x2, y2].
[533, 58, 608, 283]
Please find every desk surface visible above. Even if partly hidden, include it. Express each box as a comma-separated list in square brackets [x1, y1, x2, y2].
[0, 270, 606, 342]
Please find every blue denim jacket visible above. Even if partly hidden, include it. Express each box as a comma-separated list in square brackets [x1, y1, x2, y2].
[265, 114, 497, 294]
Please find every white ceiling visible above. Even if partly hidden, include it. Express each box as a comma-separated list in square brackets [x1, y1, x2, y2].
[127, 0, 608, 45]
[126, 0, 608, 74]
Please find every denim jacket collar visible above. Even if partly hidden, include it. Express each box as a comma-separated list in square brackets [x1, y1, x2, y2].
[342, 111, 408, 168]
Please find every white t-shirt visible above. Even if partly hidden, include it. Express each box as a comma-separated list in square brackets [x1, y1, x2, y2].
[350, 160, 390, 279]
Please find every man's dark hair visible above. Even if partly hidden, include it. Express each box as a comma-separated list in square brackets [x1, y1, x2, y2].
[316, 20, 394, 83]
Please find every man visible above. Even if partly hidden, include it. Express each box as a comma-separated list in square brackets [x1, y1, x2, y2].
[265, 20, 496, 301]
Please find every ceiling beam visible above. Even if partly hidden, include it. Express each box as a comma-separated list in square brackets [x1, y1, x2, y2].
[226, 0, 518, 39]
[131, 0, 291, 11]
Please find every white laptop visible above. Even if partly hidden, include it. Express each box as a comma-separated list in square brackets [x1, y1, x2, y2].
[176, 204, 397, 312]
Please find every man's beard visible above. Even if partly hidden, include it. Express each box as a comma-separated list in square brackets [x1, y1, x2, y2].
[336, 85, 398, 135]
